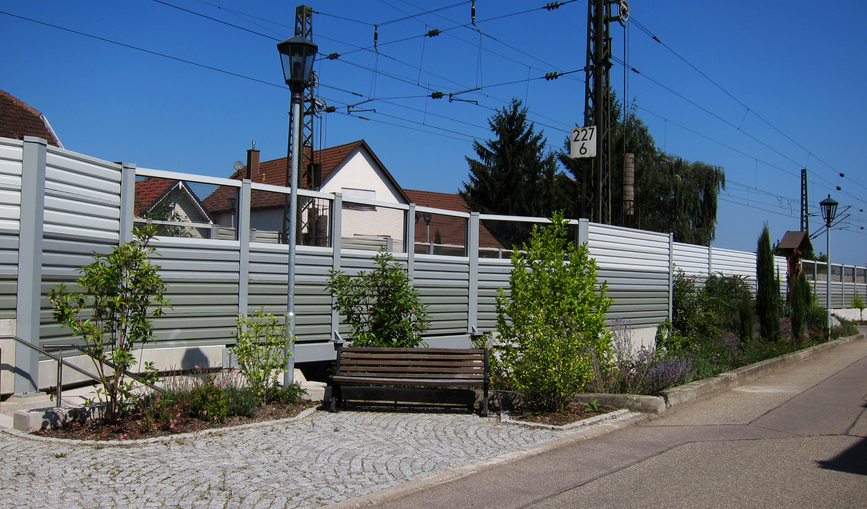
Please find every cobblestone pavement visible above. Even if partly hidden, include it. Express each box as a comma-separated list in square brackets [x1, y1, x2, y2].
[0, 408, 634, 508]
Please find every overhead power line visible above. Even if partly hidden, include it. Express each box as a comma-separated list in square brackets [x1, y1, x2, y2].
[629, 15, 867, 197]
[0, 10, 284, 89]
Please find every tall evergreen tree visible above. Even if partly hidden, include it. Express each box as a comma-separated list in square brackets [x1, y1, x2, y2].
[756, 224, 781, 341]
[461, 99, 568, 248]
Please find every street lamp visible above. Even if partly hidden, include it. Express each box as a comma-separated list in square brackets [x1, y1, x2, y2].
[278, 35, 317, 386]
[820, 194, 838, 330]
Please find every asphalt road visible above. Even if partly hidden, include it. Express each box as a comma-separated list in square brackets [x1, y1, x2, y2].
[373, 337, 867, 509]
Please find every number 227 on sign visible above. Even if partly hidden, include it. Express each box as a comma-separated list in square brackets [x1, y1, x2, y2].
[570, 126, 597, 158]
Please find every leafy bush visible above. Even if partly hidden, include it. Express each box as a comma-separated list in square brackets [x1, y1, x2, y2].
[231, 309, 293, 402]
[49, 226, 170, 420]
[664, 271, 754, 351]
[327, 248, 429, 347]
[790, 273, 810, 338]
[496, 212, 612, 412]
[853, 294, 865, 321]
[189, 380, 228, 423]
[138, 390, 187, 432]
[266, 382, 307, 406]
[831, 316, 859, 340]
[225, 386, 260, 418]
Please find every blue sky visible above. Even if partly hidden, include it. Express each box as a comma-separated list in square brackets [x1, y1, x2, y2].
[2, 0, 865, 265]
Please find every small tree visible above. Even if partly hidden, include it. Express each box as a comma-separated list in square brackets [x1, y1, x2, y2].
[326, 248, 429, 347]
[231, 309, 293, 402]
[756, 224, 781, 341]
[853, 294, 865, 322]
[49, 226, 170, 420]
[496, 212, 612, 412]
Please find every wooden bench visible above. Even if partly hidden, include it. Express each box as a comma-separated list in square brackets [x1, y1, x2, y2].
[329, 345, 489, 416]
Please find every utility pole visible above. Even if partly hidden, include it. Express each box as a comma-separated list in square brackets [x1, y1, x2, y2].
[283, 5, 323, 246]
[584, 0, 625, 225]
[801, 168, 809, 235]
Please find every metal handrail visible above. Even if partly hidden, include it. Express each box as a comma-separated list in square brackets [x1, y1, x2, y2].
[1, 335, 163, 407]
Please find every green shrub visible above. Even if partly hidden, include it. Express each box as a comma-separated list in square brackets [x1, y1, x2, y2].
[138, 389, 188, 431]
[189, 380, 228, 423]
[853, 294, 865, 321]
[790, 273, 810, 338]
[736, 297, 755, 344]
[831, 316, 859, 340]
[326, 248, 429, 347]
[496, 212, 612, 412]
[266, 382, 307, 406]
[231, 309, 293, 402]
[225, 386, 259, 418]
[49, 226, 171, 420]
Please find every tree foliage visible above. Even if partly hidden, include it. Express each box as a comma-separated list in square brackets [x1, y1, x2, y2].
[49, 226, 170, 420]
[326, 249, 429, 347]
[464, 92, 725, 247]
[461, 99, 571, 249]
[756, 224, 781, 341]
[561, 93, 725, 245]
[495, 212, 612, 412]
[231, 309, 293, 403]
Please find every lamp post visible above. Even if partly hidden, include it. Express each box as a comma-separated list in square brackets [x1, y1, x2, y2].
[278, 35, 317, 385]
[820, 194, 838, 331]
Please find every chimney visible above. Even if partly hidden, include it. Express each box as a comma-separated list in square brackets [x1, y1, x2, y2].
[246, 140, 260, 180]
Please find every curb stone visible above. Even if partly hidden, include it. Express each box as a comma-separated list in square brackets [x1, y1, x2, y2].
[500, 408, 629, 430]
[1, 406, 319, 446]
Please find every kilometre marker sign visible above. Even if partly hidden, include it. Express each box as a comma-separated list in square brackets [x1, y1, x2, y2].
[570, 126, 596, 158]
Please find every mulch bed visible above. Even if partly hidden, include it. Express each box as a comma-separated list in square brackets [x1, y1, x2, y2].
[31, 401, 318, 441]
[508, 403, 617, 426]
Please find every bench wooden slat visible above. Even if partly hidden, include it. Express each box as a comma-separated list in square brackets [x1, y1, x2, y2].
[338, 369, 484, 377]
[341, 354, 485, 362]
[332, 376, 485, 386]
[341, 358, 483, 367]
[334, 371, 484, 380]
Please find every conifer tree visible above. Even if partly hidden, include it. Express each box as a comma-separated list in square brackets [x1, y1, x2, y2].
[756, 224, 781, 341]
[461, 98, 567, 248]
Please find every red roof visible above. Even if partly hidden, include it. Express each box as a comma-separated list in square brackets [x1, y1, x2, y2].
[403, 189, 503, 250]
[0, 89, 62, 147]
[134, 178, 176, 216]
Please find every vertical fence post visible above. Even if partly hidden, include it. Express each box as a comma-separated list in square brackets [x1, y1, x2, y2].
[468, 212, 480, 335]
[238, 180, 251, 317]
[330, 193, 342, 340]
[708, 245, 713, 278]
[14, 137, 47, 396]
[668, 233, 674, 322]
[119, 163, 136, 244]
[406, 204, 416, 278]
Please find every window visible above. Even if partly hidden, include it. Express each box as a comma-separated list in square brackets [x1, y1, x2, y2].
[342, 188, 376, 211]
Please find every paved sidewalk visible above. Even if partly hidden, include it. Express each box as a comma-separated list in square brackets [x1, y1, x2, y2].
[1, 334, 863, 508]
[0, 402, 641, 508]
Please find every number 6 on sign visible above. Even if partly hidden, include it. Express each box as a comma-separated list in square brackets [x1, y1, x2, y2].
[570, 126, 597, 159]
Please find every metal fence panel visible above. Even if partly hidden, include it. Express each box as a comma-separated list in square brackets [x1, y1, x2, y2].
[44, 148, 121, 241]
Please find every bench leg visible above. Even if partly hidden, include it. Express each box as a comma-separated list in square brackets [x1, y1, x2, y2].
[329, 386, 338, 412]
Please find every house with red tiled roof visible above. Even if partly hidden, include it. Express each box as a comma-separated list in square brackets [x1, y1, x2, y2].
[404, 189, 505, 255]
[200, 140, 412, 248]
[134, 178, 213, 238]
[0, 89, 63, 147]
